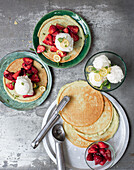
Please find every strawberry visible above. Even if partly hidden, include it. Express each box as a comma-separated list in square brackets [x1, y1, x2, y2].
[67, 25, 79, 34]
[4, 72, 14, 81]
[100, 157, 107, 166]
[99, 148, 106, 157]
[91, 144, 99, 149]
[22, 63, 32, 70]
[30, 74, 40, 82]
[23, 94, 34, 98]
[23, 58, 33, 65]
[57, 51, 67, 57]
[105, 149, 111, 161]
[26, 69, 32, 74]
[49, 25, 57, 34]
[52, 36, 56, 43]
[98, 142, 109, 149]
[56, 24, 65, 30]
[52, 30, 60, 37]
[12, 79, 16, 83]
[20, 68, 26, 76]
[88, 147, 98, 154]
[43, 34, 53, 46]
[94, 154, 103, 165]
[6, 82, 14, 90]
[70, 32, 79, 41]
[31, 66, 38, 74]
[63, 27, 69, 33]
[12, 70, 21, 80]
[37, 45, 46, 53]
[3, 70, 10, 76]
[50, 46, 58, 52]
[86, 153, 93, 161]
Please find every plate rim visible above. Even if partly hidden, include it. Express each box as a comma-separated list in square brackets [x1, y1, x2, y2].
[33, 9, 91, 68]
[0, 50, 52, 110]
[42, 92, 129, 169]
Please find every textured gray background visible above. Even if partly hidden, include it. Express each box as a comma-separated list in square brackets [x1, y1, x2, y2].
[0, 0, 133, 169]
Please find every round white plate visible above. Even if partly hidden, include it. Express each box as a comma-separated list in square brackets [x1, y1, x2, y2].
[42, 92, 129, 170]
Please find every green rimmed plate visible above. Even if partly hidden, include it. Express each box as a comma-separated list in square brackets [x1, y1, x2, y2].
[0, 51, 52, 110]
[33, 10, 91, 68]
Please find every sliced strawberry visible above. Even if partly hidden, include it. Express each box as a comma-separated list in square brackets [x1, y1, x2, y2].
[22, 63, 32, 70]
[12, 79, 16, 83]
[50, 46, 58, 52]
[99, 148, 106, 157]
[57, 51, 67, 57]
[105, 149, 111, 161]
[26, 69, 32, 74]
[91, 144, 99, 149]
[52, 36, 56, 43]
[37, 45, 46, 53]
[31, 66, 38, 74]
[88, 147, 98, 153]
[70, 32, 79, 41]
[4, 72, 14, 81]
[100, 157, 107, 166]
[98, 142, 109, 149]
[12, 70, 21, 80]
[63, 27, 69, 33]
[94, 154, 103, 165]
[23, 94, 34, 98]
[23, 58, 33, 65]
[67, 25, 79, 34]
[3, 70, 10, 76]
[43, 34, 53, 46]
[52, 30, 60, 37]
[20, 68, 26, 76]
[30, 74, 40, 82]
[49, 25, 57, 34]
[86, 153, 93, 161]
[6, 82, 14, 90]
[56, 24, 65, 30]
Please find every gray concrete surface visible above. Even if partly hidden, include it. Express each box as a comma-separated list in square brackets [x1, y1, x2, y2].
[0, 0, 134, 169]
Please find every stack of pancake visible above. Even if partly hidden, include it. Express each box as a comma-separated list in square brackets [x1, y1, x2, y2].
[57, 80, 119, 148]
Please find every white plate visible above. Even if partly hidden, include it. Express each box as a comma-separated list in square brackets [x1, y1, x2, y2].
[42, 92, 129, 170]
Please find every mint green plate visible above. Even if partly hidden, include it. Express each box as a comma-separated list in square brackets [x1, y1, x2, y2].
[0, 51, 52, 110]
[33, 10, 91, 68]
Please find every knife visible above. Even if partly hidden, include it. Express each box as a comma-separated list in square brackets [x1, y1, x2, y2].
[31, 96, 70, 149]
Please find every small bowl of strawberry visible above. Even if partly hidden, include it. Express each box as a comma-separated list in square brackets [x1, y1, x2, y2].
[85, 141, 115, 170]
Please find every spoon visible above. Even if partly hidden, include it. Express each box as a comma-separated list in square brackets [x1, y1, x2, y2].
[52, 124, 66, 170]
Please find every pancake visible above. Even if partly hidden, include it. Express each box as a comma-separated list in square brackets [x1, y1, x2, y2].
[3, 58, 48, 102]
[77, 106, 119, 142]
[37, 15, 85, 63]
[74, 96, 113, 136]
[57, 80, 104, 127]
[63, 121, 91, 148]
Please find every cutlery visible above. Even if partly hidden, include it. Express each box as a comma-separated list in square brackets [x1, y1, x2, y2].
[31, 96, 70, 149]
[52, 124, 66, 170]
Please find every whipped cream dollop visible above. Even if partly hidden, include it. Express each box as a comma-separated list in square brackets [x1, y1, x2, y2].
[93, 55, 111, 69]
[55, 33, 74, 52]
[15, 75, 33, 95]
[107, 65, 124, 83]
[89, 72, 103, 87]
